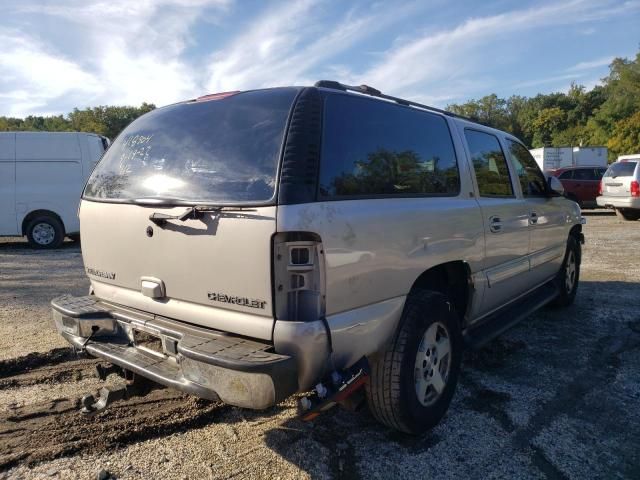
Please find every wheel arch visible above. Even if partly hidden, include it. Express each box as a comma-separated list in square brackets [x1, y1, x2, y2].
[569, 223, 583, 244]
[408, 261, 473, 324]
[21, 209, 66, 236]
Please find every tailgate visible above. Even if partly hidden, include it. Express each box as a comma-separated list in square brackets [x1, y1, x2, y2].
[603, 177, 632, 197]
[603, 161, 637, 197]
[80, 200, 276, 340]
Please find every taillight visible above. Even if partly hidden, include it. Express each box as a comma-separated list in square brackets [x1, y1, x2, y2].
[631, 180, 640, 197]
[273, 233, 325, 322]
[598, 180, 603, 196]
[195, 91, 240, 102]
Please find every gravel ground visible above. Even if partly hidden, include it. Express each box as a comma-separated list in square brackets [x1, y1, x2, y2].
[0, 212, 639, 479]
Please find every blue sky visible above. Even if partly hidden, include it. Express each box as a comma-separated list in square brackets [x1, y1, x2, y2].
[1, 0, 639, 117]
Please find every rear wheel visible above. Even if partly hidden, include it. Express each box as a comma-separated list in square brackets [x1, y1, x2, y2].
[26, 215, 64, 249]
[615, 208, 640, 221]
[365, 290, 462, 434]
[551, 235, 580, 307]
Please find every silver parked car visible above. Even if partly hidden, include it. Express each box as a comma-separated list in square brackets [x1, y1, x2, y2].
[597, 159, 640, 220]
[51, 81, 584, 434]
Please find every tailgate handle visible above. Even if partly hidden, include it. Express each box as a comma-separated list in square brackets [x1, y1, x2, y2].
[140, 277, 166, 299]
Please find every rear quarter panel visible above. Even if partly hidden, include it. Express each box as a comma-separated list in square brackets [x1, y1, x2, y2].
[277, 197, 485, 316]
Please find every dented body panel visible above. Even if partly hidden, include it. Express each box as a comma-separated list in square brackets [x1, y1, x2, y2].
[52, 84, 583, 411]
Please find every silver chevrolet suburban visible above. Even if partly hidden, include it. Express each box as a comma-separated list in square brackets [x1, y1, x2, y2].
[52, 81, 584, 434]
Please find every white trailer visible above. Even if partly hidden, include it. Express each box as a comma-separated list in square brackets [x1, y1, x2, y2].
[617, 154, 640, 162]
[529, 146, 609, 171]
[0, 131, 109, 248]
[572, 146, 608, 167]
[529, 147, 573, 171]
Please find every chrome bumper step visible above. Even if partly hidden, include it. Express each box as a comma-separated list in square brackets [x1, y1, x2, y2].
[51, 295, 299, 409]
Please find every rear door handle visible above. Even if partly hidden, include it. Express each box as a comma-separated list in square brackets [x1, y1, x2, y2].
[530, 212, 538, 225]
[489, 216, 502, 233]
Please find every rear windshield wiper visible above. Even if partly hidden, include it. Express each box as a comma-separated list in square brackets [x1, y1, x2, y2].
[148, 205, 257, 227]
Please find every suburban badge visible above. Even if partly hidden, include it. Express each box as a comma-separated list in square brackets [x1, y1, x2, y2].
[86, 267, 116, 280]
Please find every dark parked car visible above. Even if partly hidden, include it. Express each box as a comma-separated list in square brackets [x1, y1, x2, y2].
[550, 166, 607, 209]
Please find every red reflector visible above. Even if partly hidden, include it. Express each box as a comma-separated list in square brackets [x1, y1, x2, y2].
[195, 91, 240, 102]
[598, 180, 603, 196]
[631, 180, 640, 197]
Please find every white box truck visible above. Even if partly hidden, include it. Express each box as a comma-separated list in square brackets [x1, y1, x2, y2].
[572, 146, 608, 167]
[529, 147, 573, 171]
[0, 132, 109, 248]
[530, 146, 609, 171]
[617, 154, 640, 162]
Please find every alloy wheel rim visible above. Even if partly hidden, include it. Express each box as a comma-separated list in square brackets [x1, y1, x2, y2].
[565, 250, 576, 292]
[32, 223, 55, 245]
[414, 321, 451, 407]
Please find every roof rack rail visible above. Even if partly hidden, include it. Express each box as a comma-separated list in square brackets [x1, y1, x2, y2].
[314, 80, 467, 120]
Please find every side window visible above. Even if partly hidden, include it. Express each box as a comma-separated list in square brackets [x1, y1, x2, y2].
[319, 94, 460, 197]
[573, 168, 594, 181]
[596, 168, 607, 179]
[506, 140, 548, 196]
[558, 170, 574, 180]
[465, 130, 514, 197]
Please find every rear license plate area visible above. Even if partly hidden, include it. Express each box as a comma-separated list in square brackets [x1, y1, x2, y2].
[133, 329, 164, 355]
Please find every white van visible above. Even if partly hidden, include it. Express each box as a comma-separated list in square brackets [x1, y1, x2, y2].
[0, 132, 109, 248]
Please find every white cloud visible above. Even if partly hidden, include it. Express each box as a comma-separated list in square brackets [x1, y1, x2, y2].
[566, 56, 615, 72]
[1, 0, 638, 116]
[344, 0, 640, 102]
[205, 0, 426, 92]
[0, 31, 102, 116]
[2, 0, 230, 116]
[512, 73, 587, 89]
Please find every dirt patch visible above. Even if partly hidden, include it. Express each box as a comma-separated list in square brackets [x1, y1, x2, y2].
[0, 358, 223, 471]
[1, 213, 640, 479]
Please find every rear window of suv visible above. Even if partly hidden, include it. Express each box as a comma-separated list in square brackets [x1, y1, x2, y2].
[319, 94, 460, 198]
[83, 88, 298, 204]
[604, 162, 637, 177]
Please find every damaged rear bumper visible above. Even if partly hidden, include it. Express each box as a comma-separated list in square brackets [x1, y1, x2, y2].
[51, 295, 298, 409]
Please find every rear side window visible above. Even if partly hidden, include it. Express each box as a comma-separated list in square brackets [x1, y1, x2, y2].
[605, 162, 637, 177]
[465, 130, 513, 197]
[558, 170, 573, 180]
[572, 168, 596, 181]
[506, 140, 547, 196]
[319, 94, 459, 198]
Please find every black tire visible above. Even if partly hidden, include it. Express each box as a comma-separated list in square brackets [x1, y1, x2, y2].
[615, 208, 640, 221]
[550, 235, 581, 307]
[365, 290, 462, 434]
[25, 215, 65, 249]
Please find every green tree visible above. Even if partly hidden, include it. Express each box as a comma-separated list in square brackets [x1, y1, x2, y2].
[531, 107, 566, 146]
[607, 111, 640, 157]
[446, 47, 640, 158]
[0, 103, 155, 140]
[448, 94, 510, 131]
[68, 103, 155, 139]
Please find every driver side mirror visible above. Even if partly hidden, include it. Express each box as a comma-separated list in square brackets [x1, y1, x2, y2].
[547, 176, 564, 196]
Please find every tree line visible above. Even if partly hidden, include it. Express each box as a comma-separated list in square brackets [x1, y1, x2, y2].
[1, 49, 638, 160]
[447, 49, 640, 161]
[0, 103, 155, 141]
